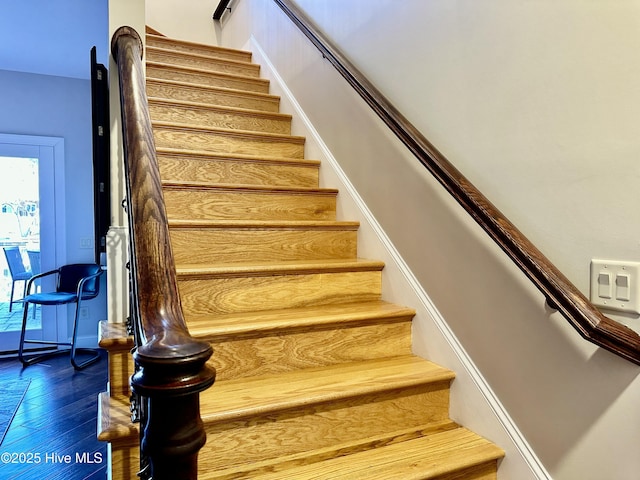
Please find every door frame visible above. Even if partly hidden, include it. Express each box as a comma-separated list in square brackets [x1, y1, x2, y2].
[0, 133, 67, 347]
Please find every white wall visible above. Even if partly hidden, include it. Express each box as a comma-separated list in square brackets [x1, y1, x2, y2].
[217, 1, 640, 479]
[146, 0, 221, 44]
[0, 70, 107, 342]
[288, 0, 640, 329]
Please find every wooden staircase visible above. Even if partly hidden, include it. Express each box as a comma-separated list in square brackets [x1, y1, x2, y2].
[98, 31, 504, 479]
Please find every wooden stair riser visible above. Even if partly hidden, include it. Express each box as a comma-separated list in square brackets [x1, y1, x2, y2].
[149, 100, 292, 135]
[98, 393, 141, 478]
[146, 79, 280, 113]
[98, 322, 134, 398]
[146, 35, 252, 63]
[153, 125, 305, 158]
[200, 382, 451, 472]
[204, 320, 412, 381]
[110, 439, 140, 480]
[177, 270, 383, 316]
[158, 153, 319, 188]
[163, 188, 336, 221]
[170, 226, 358, 265]
[147, 47, 260, 77]
[147, 63, 270, 93]
[108, 350, 134, 398]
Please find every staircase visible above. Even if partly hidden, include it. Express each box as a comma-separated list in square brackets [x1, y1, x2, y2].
[98, 30, 504, 479]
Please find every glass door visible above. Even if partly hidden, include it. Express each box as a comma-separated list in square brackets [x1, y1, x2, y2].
[0, 147, 54, 354]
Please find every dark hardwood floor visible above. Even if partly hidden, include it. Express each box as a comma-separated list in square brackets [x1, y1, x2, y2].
[0, 349, 108, 479]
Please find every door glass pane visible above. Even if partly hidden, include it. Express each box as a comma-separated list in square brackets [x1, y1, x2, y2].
[0, 156, 41, 350]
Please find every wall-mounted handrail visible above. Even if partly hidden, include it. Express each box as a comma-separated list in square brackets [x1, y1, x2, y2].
[213, 0, 232, 20]
[272, 0, 640, 365]
[111, 26, 216, 479]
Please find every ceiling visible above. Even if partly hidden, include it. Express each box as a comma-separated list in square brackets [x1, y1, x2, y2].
[0, 0, 109, 80]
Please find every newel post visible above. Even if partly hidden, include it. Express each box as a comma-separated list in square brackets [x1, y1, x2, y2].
[131, 342, 215, 479]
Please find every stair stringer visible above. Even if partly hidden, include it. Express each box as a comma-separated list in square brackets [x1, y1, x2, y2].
[242, 34, 551, 480]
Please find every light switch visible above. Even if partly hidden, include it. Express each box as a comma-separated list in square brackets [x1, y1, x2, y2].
[616, 274, 630, 302]
[598, 272, 612, 299]
[590, 259, 640, 314]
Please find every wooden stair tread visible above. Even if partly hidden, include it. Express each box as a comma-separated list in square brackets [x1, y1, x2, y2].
[200, 420, 460, 480]
[97, 392, 139, 442]
[244, 427, 504, 480]
[157, 147, 320, 166]
[99, 357, 453, 443]
[162, 180, 337, 194]
[168, 219, 359, 229]
[200, 355, 455, 423]
[98, 301, 410, 351]
[98, 321, 130, 349]
[185, 300, 415, 337]
[152, 120, 306, 142]
[148, 96, 292, 121]
[176, 258, 385, 278]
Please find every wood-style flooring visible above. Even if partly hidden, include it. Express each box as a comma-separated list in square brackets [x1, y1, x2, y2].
[0, 349, 108, 479]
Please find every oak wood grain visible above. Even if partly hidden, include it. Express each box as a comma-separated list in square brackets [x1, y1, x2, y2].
[177, 265, 383, 315]
[199, 420, 459, 479]
[205, 320, 411, 380]
[102, 24, 506, 479]
[152, 121, 305, 158]
[147, 62, 270, 93]
[147, 46, 261, 77]
[196, 357, 453, 470]
[146, 78, 280, 112]
[243, 428, 503, 480]
[98, 322, 133, 396]
[146, 33, 252, 62]
[169, 220, 358, 264]
[158, 148, 319, 187]
[149, 98, 292, 134]
[163, 184, 337, 221]
[112, 25, 215, 479]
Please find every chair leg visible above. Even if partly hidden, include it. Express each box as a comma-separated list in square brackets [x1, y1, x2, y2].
[17, 302, 30, 364]
[9, 280, 15, 312]
[70, 301, 100, 370]
[19, 303, 71, 367]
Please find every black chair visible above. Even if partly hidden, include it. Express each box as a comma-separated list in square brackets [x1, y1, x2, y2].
[18, 263, 103, 370]
[3, 246, 32, 312]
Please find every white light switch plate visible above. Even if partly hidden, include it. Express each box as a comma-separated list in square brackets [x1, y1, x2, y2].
[590, 259, 640, 314]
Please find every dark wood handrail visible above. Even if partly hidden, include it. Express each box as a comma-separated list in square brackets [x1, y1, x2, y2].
[272, 0, 640, 365]
[111, 26, 216, 479]
[213, 0, 232, 20]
